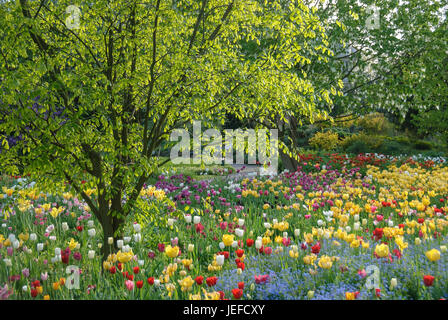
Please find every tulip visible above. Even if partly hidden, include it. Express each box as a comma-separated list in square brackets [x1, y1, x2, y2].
[37, 243, 44, 251]
[184, 215, 192, 223]
[123, 237, 131, 243]
[88, 228, 96, 237]
[108, 237, 114, 245]
[62, 222, 69, 231]
[117, 240, 124, 248]
[133, 223, 141, 233]
[30, 233, 37, 241]
[87, 220, 94, 228]
[238, 219, 245, 226]
[390, 278, 397, 289]
[167, 218, 174, 227]
[193, 216, 201, 224]
[307, 291, 314, 299]
[216, 255, 225, 266]
[88, 250, 95, 259]
[134, 233, 142, 243]
[188, 244, 194, 252]
[294, 229, 300, 237]
[425, 249, 441, 262]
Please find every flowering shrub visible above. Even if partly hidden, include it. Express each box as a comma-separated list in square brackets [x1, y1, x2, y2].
[308, 131, 340, 151]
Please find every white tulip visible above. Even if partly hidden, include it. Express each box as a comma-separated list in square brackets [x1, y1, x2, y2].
[3, 259, 12, 267]
[88, 250, 95, 259]
[231, 241, 238, 248]
[263, 223, 271, 229]
[345, 226, 351, 233]
[37, 243, 44, 251]
[62, 222, 69, 232]
[167, 218, 174, 227]
[117, 240, 123, 249]
[87, 220, 94, 228]
[255, 239, 262, 249]
[133, 223, 141, 233]
[294, 229, 300, 237]
[134, 233, 142, 243]
[272, 219, 278, 224]
[108, 237, 114, 245]
[55, 248, 61, 255]
[235, 228, 244, 237]
[238, 219, 245, 226]
[88, 228, 96, 237]
[184, 215, 192, 223]
[30, 233, 37, 241]
[123, 236, 131, 243]
[193, 216, 201, 224]
[362, 219, 368, 226]
[216, 255, 225, 266]
[354, 222, 360, 231]
[219, 242, 225, 250]
[354, 214, 359, 222]
[188, 244, 194, 252]
[8, 234, 16, 242]
[390, 278, 397, 289]
[13, 240, 20, 249]
[388, 220, 394, 227]
[317, 220, 324, 226]
[49, 236, 56, 241]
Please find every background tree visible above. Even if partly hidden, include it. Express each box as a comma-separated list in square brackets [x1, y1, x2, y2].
[0, 0, 335, 260]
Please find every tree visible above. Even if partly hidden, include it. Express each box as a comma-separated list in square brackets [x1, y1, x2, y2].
[0, 0, 335, 260]
[259, 0, 447, 170]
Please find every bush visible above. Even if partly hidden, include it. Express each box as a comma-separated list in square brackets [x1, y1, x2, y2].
[413, 139, 433, 150]
[356, 113, 395, 135]
[308, 131, 340, 151]
[341, 133, 385, 152]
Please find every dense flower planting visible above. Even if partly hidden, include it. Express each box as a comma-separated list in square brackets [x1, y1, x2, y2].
[0, 153, 447, 300]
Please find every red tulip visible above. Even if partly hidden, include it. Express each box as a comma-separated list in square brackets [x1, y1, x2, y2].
[133, 266, 140, 274]
[109, 266, 116, 274]
[136, 280, 144, 289]
[195, 276, 204, 285]
[423, 275, 435, 287]
[238, 282, 245, 290]
[246, 239, 254, 247]
[236, 249, 244, 258]
[147, 277, 155, 285]
[206, 276, 218, 287]
[232, 288, 243, 299]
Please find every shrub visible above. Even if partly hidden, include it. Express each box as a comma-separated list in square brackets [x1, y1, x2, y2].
[356, 113, 395, 135]
[413, 139, 433, 150]
[308, 131, 340, 151]
[341, 133, 385, 152]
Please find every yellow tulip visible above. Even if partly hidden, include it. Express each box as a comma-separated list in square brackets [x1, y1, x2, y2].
[425, 249, 441, 262]
[222, 234, 234, 246]
[165, 245, 180, 258]
[375, 243, 390, 258]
